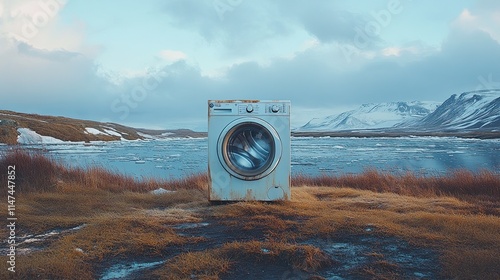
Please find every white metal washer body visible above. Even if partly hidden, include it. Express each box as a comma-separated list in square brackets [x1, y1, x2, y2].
[208, 100, 291, 201]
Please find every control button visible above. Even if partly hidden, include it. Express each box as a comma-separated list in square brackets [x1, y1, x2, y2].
[246, 104, 254, 113]
[271, 105, 280, 113]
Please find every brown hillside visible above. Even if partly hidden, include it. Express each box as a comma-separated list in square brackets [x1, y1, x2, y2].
[0, 110, 205, 144]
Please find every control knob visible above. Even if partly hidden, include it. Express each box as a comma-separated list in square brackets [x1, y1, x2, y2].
[271, 105, 281, 113]
[246, 104, 254, 113]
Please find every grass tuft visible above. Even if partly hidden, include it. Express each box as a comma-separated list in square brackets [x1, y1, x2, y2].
[154, 241, 332, 279]
[293, 168, 500, 203]
[0, 150, 208, 194]
[0, 149, 60, 193]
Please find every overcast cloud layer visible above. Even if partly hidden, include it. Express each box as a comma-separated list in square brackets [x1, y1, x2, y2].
[1, 0, 499, 130]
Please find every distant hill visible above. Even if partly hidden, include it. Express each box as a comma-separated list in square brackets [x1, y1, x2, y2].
[298, 101, 439, 131]
[411, 90, 500, 131]
[0, 110, 206, 145]
[298, 90, 500, 133]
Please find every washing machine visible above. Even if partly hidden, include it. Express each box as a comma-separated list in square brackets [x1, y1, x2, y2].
[208, 100, 291, 201]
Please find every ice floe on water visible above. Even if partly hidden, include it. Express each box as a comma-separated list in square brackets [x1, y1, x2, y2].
[3, 136, 499, 179]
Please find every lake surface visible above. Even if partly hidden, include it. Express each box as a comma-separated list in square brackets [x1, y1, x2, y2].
[2, 137, 499, 179]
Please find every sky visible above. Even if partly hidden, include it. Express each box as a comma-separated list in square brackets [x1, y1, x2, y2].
[1, 0, 500, 130]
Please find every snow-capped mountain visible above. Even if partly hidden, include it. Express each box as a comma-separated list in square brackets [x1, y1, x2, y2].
[414, 90, 500, 130]
[298, 90, 500, 132]
[298, 101, 440, 131]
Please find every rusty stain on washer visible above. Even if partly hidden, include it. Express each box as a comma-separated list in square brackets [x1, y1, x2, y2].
[215, 100, 260, 103]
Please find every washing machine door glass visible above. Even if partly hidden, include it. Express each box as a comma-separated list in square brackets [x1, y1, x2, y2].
[222, 122, 276, 178]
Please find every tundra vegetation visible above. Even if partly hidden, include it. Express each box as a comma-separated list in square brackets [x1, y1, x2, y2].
[0, 150, 499, 279]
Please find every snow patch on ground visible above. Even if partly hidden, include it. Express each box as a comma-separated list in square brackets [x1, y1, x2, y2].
[85, 127, 106, 135]
[137, 132, 154, 139]
[85, 127, 123, 138]
[17, 128, 64, 144]
[20, 224, 86, 246]
[103, 129, 122, 137]
[0, 224, 87, 256]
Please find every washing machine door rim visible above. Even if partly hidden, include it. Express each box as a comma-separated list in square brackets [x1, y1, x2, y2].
[218, 117, 282, 180]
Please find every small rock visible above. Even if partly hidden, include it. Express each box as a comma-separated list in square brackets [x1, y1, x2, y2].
[75, 248, 85, 254]
[150, 188, 175, 195]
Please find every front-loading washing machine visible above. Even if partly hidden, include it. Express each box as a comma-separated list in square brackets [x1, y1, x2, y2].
[208, 100, 291, 201]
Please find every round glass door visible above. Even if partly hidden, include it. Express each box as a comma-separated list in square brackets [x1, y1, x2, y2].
[219, 119, 281, 180]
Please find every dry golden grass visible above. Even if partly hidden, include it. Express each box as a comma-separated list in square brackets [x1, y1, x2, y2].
[15, 243, 95, 280]
[9, 214, 200, 280]
[0, 149, 208, 195]
[0, 150, 499, 279]
[0, 125, 18, 145]
[0, 151, 209, 278]
[211, 187, 500, 279]
[294, 168, 500, 202]
[0, 149, 60, 193]
[154, 240, 332, 279]
[0, 187, 207, 279]
[154, 250, 232, 280]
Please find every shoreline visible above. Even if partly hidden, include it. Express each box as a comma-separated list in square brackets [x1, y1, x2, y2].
[2, 131, 500, 145]
[291, 130, 500, 139]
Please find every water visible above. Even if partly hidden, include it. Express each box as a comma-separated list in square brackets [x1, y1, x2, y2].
[1, 137, 499, 179]
[291, 137, 500, 176]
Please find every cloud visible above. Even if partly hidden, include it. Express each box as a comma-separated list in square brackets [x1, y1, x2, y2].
[285, 1, 367, 43]
[213, 26, 500, 109]
[131, 26, 500, 128]
[17, 41, 81, 61]
[2, 1, 500, 130]
[159, 49, 187, 63]
[0, 37, 115, 116]
[3, 24, 500, 130]
[1, 0, 67, 42]
[163, 0, 295, 55]
[453, 1, 500, 43]
[162, 0, 371, 51]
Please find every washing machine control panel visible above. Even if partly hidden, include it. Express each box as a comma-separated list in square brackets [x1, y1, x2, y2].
[209, 100, 290, 116]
